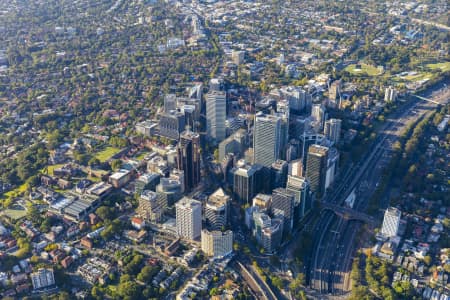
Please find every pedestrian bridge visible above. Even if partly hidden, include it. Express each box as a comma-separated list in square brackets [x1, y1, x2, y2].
[321, 202, 378, 226]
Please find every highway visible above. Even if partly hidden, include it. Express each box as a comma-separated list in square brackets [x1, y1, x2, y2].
[307, 84, 449, 297]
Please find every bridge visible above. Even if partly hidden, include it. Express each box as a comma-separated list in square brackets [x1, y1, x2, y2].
[412, 94, 442, 105]
[321, 202, 377, 226]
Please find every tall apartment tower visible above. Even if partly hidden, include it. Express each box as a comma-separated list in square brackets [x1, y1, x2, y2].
[271, 188, 295, 232]
[201, 229, 233, 258]
[324, 118, 342, 144]
[177, 130, 201, 192]
[232, 50, 245, 65]
[204, 188, 230, 230]
[305, 145, 329, 199]
[384, 86, 397, 102]
[138, 190, 165, 223]
[206, 91, 227, 142]
[381, 207, 401, 238]
[253, 113, 282, 167]
[176, 197, 202, 240]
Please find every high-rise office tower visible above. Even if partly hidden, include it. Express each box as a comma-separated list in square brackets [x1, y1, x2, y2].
[286, 175, 311, 223]
[206, 91, 227, 142]
[233, 162, 264, 204]
[177, 130, 201, 192]
[311, 104, 325, 131]
[271, 188, 295, 232]
[305, 145, 329, 199]
[159, 110, 186, 140]
[381, 207, 401, 238]
[324, 118, 342, 144]
[156, 178, 182, 207]
[261, 218, 283, 253]
[253, 113, 282, 167]
[176, 197, 202, 240]
[277, 100, 290, 159]
[328, 80, 342, 108]
[271, 159, 288, 189]
[288, 159, 304, 177]
[204, 188, 230, 230]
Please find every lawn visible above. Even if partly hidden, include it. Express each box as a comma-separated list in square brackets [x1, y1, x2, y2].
[2, 207, 27, 220]
[41, 164, 65, 176]
[135, 151, 150, 160]
[94, 147, 121, 162]
[402, 72, 433, 82]
[2, 182, 28, 200]
[427, 62, 450, 73]
[345, 63, 384, 76]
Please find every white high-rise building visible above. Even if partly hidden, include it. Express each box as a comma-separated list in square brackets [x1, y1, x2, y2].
[164, 94, 177, 113]
[176, 197, 202, 240]
[253, 113, 282, 167]
[206, 91, 227, 142]
[201, 229, 233, 258]
[31, 268, 55, 290]
[324, 118, 342, 144]
[311, 104, 325, 131]
[381, 207, 401, 238]
[384, 86, 397, 102]
[205, 188, 230, 231]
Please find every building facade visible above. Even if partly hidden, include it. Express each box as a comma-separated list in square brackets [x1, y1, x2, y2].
[271, 188, 295, 232]
[201, 229, 233, 258]
[324, 118, 342, 144]
[177, 130, 201, 192]
[206, 91, 227, 142]
[253, 113, 282, 167]
[305, 145, 329, 199]
[31, 268, 55, 290]
[176, 197, 202, 240]
[204, 188, 230, 230]
[381, 207, 401, 238]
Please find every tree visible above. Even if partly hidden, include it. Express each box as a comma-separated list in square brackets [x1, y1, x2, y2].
[95, 206, 114, 221]
[270, 276, 284, 290]
[118, 280, 140, 299]
[423, 255, 432, 266]
[137, 265, 159, 283]
[111, 159, 122, 171]
[209, 287, 219, 296]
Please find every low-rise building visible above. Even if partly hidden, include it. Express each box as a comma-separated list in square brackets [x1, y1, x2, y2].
[30, 268, 55, 290]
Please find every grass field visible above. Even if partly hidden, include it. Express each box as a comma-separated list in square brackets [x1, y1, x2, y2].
[136, 151, 150, 160]
[394, 71, 434, 82]
[427, 62, 450, 72]
[42, 164, 65, 176]
[2, 207, 27, 220]
[94, 147, 121, 162]
[345, 63, 384, 76]
[2, 182, 28, 200]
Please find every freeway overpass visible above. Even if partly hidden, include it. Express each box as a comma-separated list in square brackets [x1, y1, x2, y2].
[321, 202, 377, 226]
